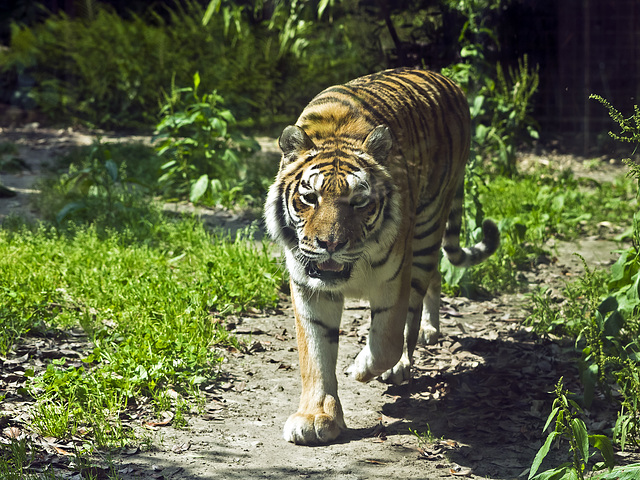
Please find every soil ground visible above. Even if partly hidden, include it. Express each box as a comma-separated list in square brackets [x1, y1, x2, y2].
[1, 126, 638, 479]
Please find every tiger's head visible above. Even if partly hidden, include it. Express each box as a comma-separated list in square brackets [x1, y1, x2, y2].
[265, 124, 401, 288]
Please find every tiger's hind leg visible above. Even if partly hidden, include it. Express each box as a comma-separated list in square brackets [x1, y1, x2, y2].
[418, 269, 442, 345]
[380, 269, 440, 384]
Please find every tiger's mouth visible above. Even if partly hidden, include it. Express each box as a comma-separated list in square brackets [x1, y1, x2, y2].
[307, 259, 352, 281]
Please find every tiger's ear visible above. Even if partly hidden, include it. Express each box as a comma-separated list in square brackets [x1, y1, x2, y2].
[279, 125, 316, 162]
[363, 125, 392, 161]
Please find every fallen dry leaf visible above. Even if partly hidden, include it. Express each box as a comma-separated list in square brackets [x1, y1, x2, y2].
[3, 426, 21, 438]
[362, 459, 389, 465]
[450, 465, 473, 477]
[53, 446, 72, 456]
[144, 411, 174, 428]
[171, 441, 191, 453]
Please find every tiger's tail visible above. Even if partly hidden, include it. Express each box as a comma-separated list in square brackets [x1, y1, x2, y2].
[442, 183, 500, 268]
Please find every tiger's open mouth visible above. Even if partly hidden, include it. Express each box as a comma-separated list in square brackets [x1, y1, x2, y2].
[307, 259, 352, 281]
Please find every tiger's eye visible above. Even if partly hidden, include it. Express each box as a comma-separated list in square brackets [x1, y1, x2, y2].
[301, 192, 319, 205]
[350, 194, 369, 208]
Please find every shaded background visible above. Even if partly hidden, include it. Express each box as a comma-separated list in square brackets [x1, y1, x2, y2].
[1, 0, 639, 152]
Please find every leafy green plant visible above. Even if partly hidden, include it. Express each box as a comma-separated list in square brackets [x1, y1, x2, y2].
[442, 0, 540, 176]
[613, 352, 640, 451]
[573, 296, 640, 447]
[154, 72, 261, 206]
[31, 140, 177, 242]
[53, 140, 145, 224]
[0, 2, 283, 129]
[526, 256, 609, 338]
[480, 56, 540, 174]
[590, 95, 640, 150]
[597, 98, 640, 321]
[445, 48, 539, 175]
[529, 379, 615, 480]
[531, 95, 640, 451]
[607, 248, 640, 322]
[0, 1, 377, 131]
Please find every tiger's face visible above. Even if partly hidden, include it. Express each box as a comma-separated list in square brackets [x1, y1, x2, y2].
[266, 124, 400, 288]
[294, 163, 375, 283]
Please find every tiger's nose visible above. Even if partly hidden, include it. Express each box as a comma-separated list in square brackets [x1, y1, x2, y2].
[317, 238, 348, 253]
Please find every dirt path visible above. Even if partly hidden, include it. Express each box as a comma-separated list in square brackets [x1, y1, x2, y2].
[1, 127, 637, 479]
[108, 241, 621, 480]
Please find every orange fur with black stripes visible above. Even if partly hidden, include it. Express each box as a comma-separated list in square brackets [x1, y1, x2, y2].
[264, 68, 499, 445]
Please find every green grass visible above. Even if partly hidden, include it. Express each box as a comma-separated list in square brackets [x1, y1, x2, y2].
[458, 167, 638, 294]
[526, 258, 610, 337]
[0, 209, 282, 451]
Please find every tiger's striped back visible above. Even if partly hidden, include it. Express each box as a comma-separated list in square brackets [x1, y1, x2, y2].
[264, 68, 499, 445]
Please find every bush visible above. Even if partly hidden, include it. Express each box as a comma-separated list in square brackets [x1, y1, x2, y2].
[153, 73, 265, 207]
[0, 1, 382, 131]
[0, 2, 287, 129]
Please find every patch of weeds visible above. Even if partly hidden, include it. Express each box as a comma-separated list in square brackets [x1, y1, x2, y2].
[0, 438, 66, 479]
[51, 141, 160, 185]
[529, 379, 616, 480]
[576, 297, 640, 438]
[151, 388, 194, 429]
[445, 168, 636, 296]
[410, 425, 441, 447]
[527, 378, 640, 480]
[612, 353, 640, 451]
[35, 139, 157, 230]
[0, 439, 34, 478]
[29, 398, 76, 439]
[526, 255, 609, 337]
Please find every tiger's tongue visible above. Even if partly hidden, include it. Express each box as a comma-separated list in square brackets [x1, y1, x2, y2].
[317, 259, 344, 272]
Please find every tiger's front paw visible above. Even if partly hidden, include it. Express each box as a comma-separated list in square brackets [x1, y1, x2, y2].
[283, 395, 345, 445]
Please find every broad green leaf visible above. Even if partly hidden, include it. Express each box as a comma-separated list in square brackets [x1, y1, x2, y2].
[593, 463, 640, 479]
[531, 464, 574, 480]
[597, 296, 618, 315]
[202, 0, 221, 26]
[160, 160, 177, 170]
[190, 174, 209, 203]
[571, 418, 589, 464]
[56, 201, 87, 224]
[603, 310, 624, 338]
[317, 0, 331, 19]
[609, 250, 631, 284]
[529, 431, 559, 479]
[543, 406, 560, 432]
[105, 159, 118, 182]
[589, 434, 614, 469]
[580, 361, 598, 408]
[210, 178, 222, 193]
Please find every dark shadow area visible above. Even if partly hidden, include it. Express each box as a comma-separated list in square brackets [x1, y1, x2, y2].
[376, 333, 588, 479]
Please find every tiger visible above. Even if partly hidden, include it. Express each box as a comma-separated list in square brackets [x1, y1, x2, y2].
[264, 68, 500, 445]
